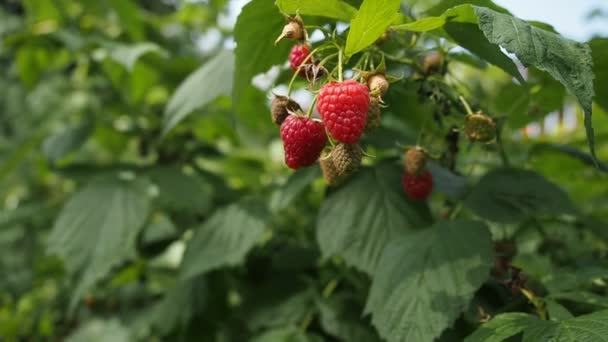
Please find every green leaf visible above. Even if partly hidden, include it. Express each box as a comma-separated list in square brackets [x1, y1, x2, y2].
[345, 0, 401, 57]
[163, 49, 234, 135]
[550, 291, 608, 310]
[365, 219, 493, 342]
[392, 16, 447, 32]
[474, 6, 597, 162]
[464, 313, 542, 342]
[104, 42, 167, 71]
[251, 326, 320, 342]
[248, 290, 314, 330]
[590, 38, 608, 112]
[67, 319, 132, 342]
[42, 119, 93, 163]
[108, 0, 145, 40]
[316, 162, 432, 274]
[425, 0, 509, 16]
[47, 176, 150, 308]
[522, 309, 608, 342]
[234, 0, 291, 120]
[319, 295, 382, 342]
[269, 166, 321, 212]
[275, 0, 357, 21]
[465, 168, 575, 224]
[146, 167, 214, 214]
[179, 200, 268, 281]
[545, 299, 574, 321]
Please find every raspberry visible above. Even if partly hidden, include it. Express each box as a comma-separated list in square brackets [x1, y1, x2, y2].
[332, 143, 362, 178]
[464, 112, 496, 143]
[404, 147, 427, 175]
[271, 96, 301, 125]
[289, 44, 311, 77]
[401, 170, 433, 200]
[280, 114, 327, 169]
[317, 79, 370, 144]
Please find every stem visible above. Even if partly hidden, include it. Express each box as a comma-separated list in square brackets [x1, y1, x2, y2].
[307, 94, 318, 118]
[459, 95, 474, 115]
[322, 279, 339, 298]
[287, 45, 335, 97]
[337, 45, 344, 82]
[495, 121, 511, 167]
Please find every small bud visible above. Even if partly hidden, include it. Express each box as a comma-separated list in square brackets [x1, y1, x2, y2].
[332, 143, 363, 178]
[423, 52, 444, 76]
[368, 74, 389, 96]
[275, 18, 306, 45]
[464, 112, 496, 143]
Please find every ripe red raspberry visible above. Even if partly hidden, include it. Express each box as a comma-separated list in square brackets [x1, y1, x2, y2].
[289, 44, 310, 77]
[280, 115, 327, 169]
[317, 80, 370, 144]
[401, 170, 433, 200]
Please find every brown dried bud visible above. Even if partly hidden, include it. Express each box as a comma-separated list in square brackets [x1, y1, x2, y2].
[404, 147, 428, 175]
[271, 96, 301, 125]
[464, 112, 496, 143]
[368, 74, 389, 96]
[275, 18, 306, 44]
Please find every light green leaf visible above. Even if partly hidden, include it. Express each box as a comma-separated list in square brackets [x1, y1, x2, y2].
[590, 37, 608, 112]
[146, 167, 213, 214]
[105, 42, 167, 71]
[316, 162, 432, 274]
[275, 0, 357, 21]
[474, 6, 597, 162]
[42, 119, 93, 163]
[392, 16, 447, 32]
[464, 313, 542, 342]
[179, 200, 268, 281]
[67, 319, 131, 342]
[365, 220, 493, 342]
[47, 176, 150, 308]
[465, 168, 576, 224]
[345, 0, 401, 57]
[163, 49, 234, 135]
[234, 0, 291, 123]
[269, 166, 320, 212]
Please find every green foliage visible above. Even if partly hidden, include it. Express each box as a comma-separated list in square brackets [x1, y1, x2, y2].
[1, 0, 608, 341]
[366, 220, 493, 342]
[345, 0, 402, 57]
[317, 162, 432, 273]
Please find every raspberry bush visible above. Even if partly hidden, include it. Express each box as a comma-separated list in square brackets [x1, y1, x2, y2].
[1, 0, 608, 341]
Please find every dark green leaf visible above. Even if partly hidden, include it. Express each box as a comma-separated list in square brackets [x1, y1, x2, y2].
[163, 49, 234, 135]
[47, 176, 151, 309]
[590, 38, 608, 112]
[523, 309, 608, 342]
[234, 0, 290, 120]
[464, 313, 542, 342]
[66, 319, 131, 342]
[108, 0, 145, 40]
[180, 200, 268, 280]
[269, 166, 321, 212]
[465, 168, 576, 223]
[425, 0, 509, 16]
[345, 0, 401, 57]
[42, 119, 93, 163]
[275, 0, 357, 21]
[146, 167, 214, 214]
[366, 219, 493, 342]
[316, 162, 432, 274]
[474, 6, 597, 162]
[319, 295, 381, 342]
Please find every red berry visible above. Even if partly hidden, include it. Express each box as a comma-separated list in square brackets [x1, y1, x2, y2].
[401, 170, 433, 200]
[289, 44, 310, 77]
[317, 80, 370, 144]
[280, 115, 327, 169]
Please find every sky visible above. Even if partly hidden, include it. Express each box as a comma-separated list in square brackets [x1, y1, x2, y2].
[493, 0, 607, 41]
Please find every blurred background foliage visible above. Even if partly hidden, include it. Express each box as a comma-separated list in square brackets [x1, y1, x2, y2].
[0, 0, 607, 341]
